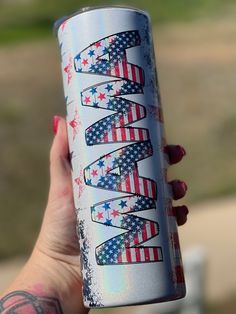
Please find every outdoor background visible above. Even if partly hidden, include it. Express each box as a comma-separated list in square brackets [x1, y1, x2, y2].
[0, 0, 236, 313]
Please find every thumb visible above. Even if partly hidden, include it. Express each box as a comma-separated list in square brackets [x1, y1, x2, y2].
[48, 116, 72, 203]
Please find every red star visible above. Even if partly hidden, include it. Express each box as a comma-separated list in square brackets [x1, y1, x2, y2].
[84, 96, 91, 104]
[64, 58, 73, 84]
[69, 119, 77, 128]
[105, 166, 112, 174]
[109, 37, 115, 44]
[75, 177, 83, 185]
[61, 20, 67, 31]
[97, 212, 104, 220]
[74, 167, 85, 198]
[82, 58, 88, 65]
[69, 110, 81, 140]
[91, 169, 98, 177]
[95, 41, 101, 48]
[105, 153, 112, 159]
[111, 210, 120, 217]
[98, 93, 106, 101]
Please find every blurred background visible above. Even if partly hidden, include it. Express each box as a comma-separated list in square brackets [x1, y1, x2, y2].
[0, 0, 236, 313]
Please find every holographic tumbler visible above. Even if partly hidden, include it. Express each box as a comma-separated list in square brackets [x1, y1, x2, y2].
[55, 6, 186, 308]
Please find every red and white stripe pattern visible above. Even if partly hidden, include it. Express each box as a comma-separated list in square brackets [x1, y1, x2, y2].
[74, 30, 144, 86]
[84, 141, 157, 199]
[103, 125, 149, 144]
[117, 247, 163, 264]
[81, 79, 149, 145]
[110, 61, 144, 85]
[93, 195, 162, 265]
[118, 168, 157, 199]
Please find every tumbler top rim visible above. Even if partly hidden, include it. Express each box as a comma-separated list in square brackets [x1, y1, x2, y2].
[54, 5, 149, 35]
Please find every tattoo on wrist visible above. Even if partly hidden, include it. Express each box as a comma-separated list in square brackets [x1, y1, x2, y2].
[0, 290, 63, 313]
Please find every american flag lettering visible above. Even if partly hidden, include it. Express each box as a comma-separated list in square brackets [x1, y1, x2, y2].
[84, 141, 157, 199]
[92, 195, 163, 265]
[81, 79, 149, 145]
[74, 31, 144, 85]
[76, 30, 162, 265]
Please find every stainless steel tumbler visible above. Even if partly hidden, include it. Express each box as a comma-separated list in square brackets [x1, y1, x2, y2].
[55, 6, 186, 308]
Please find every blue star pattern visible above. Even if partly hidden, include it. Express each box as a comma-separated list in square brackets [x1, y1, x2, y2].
[84, 140, 157, 199]
[81, 79, 148, 145]
[74, 30, 144, 85]
[70, 29, 163, 267]
[91, 195, 161, 265]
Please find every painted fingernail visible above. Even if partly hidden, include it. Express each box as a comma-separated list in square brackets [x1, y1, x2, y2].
[53, 115, 60, 135]
[178, 145, 186, 156]
[174, 205, 189, 226]
[179, 205, 189, 215]
[180, 181, 188, 192]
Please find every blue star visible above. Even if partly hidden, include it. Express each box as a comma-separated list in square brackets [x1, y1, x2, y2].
[98, 176, 106, 184]
[89, 64, 96, 72]
[86, 179, 92, 185]
[119, 200, 127, 208]
[102, 47, 109, 55]
[88, 49, 95, 57]
[103, 202, 111, 210]
[93, 102, 99, 107]
[106, 99, 113, 108]
[91, 206, 96, 213]
[90, 87, 97, 94]
[97, 160, 105, 168]
[112, 158, 119, 167]
[105, 84, 113, 92]
[105, 218, 113, 226]
[77, 67, 82, 72]
[76, 53, 81, 60]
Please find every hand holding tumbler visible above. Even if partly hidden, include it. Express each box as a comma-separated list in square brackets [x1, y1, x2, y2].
[55, 6, 186, 308]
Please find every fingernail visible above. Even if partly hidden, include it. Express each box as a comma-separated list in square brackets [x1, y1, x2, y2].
[180, 205, 189, 216]
[178, 145, 186, 156]
[180, 181, 188, 191]
[53, 115, 60, 135]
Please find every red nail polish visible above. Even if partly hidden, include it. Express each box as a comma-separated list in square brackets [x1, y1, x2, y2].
[180, 205, 189, 215]
[181, 181, 188, 191]
[53, 115, 60, 135]
[179, 146, 186, 156]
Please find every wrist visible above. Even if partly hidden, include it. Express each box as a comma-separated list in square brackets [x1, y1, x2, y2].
[2, 249, 88, 314]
